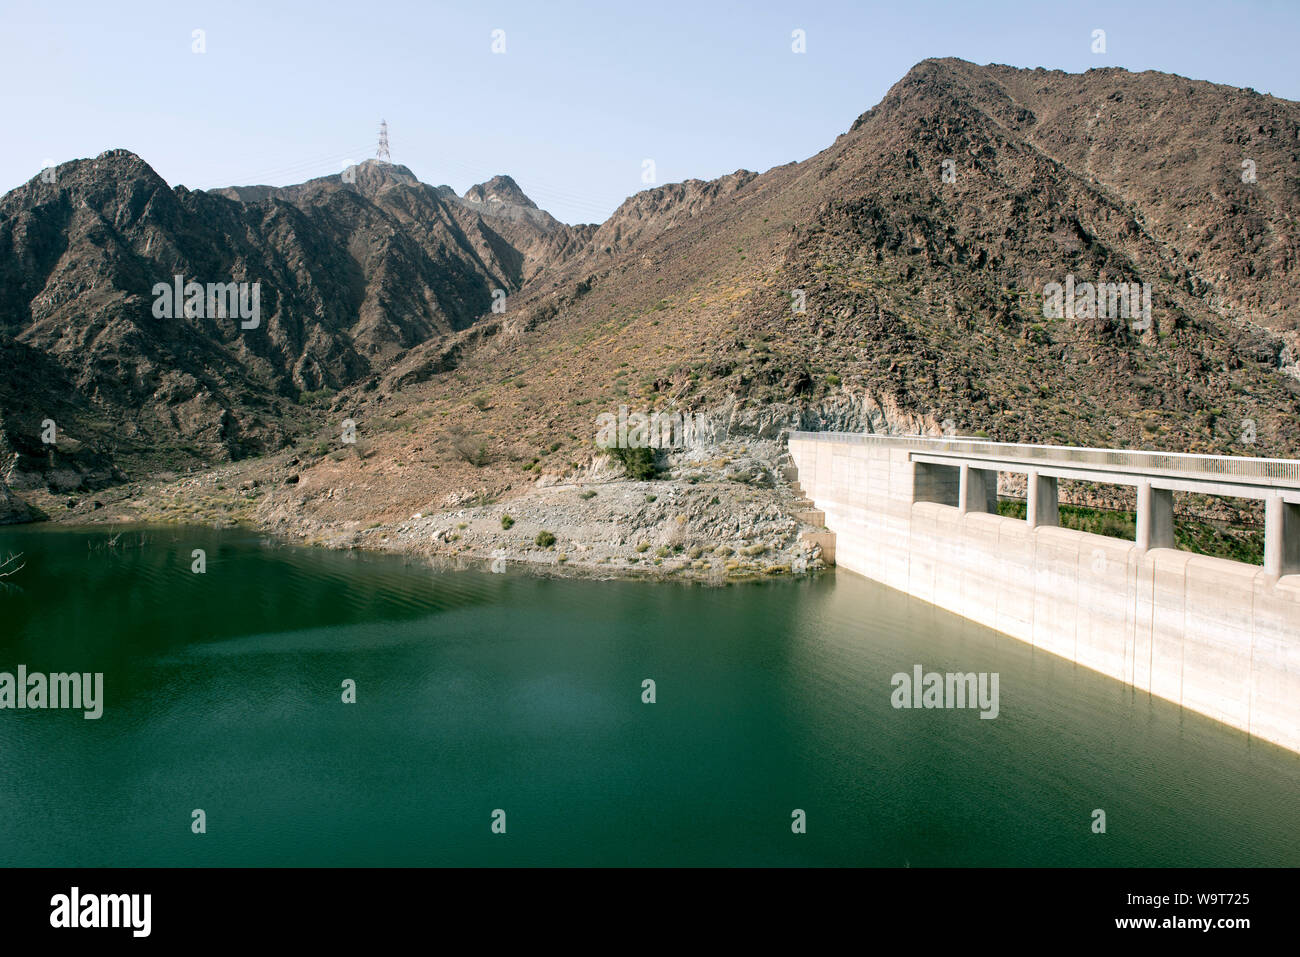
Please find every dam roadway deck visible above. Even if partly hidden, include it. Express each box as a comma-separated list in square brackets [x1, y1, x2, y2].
[786, 432, 1300, 753]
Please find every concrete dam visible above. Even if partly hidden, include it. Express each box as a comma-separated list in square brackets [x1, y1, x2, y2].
[786, 432, 1300, 754]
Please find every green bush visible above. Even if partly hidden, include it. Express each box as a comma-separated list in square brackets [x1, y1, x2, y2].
[997, 500, 1028, 520]
[607, 445, 658, 481]
[500, 515, 514, 530]
[535, 530, 556, 548]
[298, 387, 336, 406]
[995, 498, 1263, 561]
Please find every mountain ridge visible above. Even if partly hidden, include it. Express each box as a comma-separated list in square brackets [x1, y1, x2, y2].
[2, 58, 1299, 527]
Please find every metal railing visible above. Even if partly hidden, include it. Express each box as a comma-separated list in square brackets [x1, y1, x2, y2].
[786, 431, 1300, 487]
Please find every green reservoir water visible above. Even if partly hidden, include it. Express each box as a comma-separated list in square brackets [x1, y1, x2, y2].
[0, 524, 1297, 867]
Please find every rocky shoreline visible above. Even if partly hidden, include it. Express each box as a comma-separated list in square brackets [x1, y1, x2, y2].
[15, 434, 835, 585]
[329, 439, 831, 583]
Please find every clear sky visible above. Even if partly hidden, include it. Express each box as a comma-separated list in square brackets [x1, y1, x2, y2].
[2, 0, 1298, 224]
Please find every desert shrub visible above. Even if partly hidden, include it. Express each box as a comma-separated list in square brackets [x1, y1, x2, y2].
[500, 515, 515, 530]
[535, 530, 556, 548]
[608, 445, 658, 480]
[451, 431, 490, 467]
[298, 387, 336, 406]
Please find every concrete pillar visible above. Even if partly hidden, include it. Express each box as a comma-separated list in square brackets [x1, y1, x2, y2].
[1264, 495, 1300, 577]
[1026, 471, 1058, 527]
[1135, 482, 1174, 551]
[973, 467, 998, 513]
[959, 464, 997, 514]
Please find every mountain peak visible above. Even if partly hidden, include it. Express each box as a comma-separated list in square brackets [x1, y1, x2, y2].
[0, 148, 172, 221]
[32, 148, 163, 187]
[464, 175, 537, 210]
[347, 158, 420, 183]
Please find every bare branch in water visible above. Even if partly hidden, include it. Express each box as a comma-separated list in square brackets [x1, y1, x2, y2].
[88, 531, 150, 553]
[0, 552, 25, 578]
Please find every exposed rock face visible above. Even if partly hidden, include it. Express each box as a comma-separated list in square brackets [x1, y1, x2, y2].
[666, 392, 936, 444]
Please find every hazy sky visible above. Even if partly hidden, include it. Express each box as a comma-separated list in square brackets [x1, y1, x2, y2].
[2, 0, 1297, 224]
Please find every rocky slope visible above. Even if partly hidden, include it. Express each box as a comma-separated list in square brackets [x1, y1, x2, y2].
[3, 59, 1300, 568]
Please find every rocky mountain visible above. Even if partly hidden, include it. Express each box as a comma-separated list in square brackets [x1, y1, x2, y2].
[582, 170, 760, 259]
[455, 57, 1300, 457]
[2, 58, 1299, 525]
[461, 174, 538, 212]
[0, 154, 582, 494]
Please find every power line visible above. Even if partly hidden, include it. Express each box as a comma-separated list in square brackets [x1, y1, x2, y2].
[198, 144, 374, 190]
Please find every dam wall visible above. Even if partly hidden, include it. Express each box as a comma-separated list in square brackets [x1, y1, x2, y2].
[787, 433, 1300, 753]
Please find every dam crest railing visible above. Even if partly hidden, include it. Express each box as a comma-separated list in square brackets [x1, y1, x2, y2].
[786, 431, 1300, 487]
